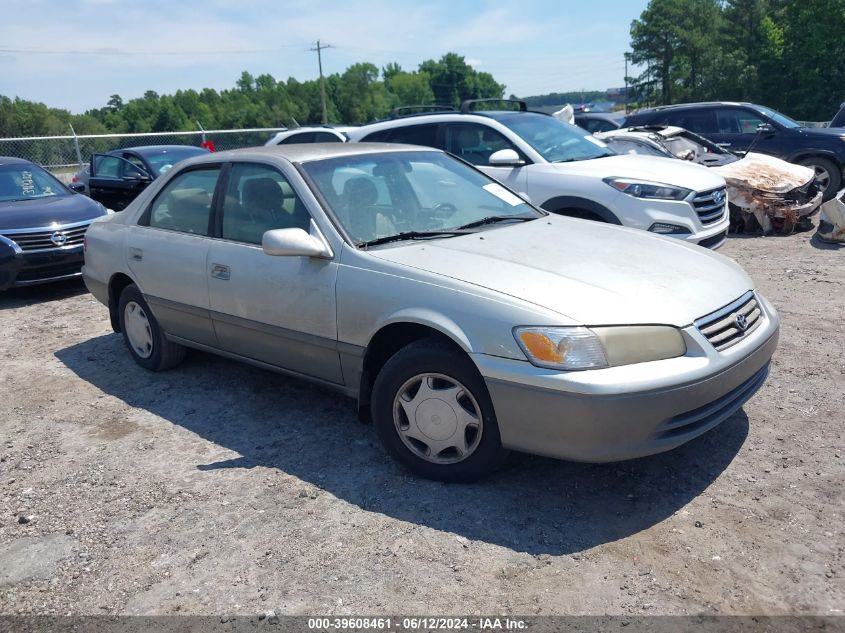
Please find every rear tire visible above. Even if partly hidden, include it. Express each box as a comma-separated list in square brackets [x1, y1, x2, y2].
[371, 339, 507, 482]
[118, 284, 186, 371]
[797, 156, 841, 201]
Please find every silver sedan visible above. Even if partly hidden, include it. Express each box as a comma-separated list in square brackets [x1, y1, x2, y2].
[82, 144, 779, 481]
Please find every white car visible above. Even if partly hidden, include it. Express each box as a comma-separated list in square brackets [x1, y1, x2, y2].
[347, 100, 730, 248]
[265, 126, 357, 146]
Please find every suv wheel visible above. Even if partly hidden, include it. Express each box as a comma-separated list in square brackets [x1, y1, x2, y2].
[797, 157, 841, 201]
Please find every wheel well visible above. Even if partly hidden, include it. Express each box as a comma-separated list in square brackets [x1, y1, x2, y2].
[792, 153, 843, 170]
[553, 208, 606, 222]
[107, 273, 135, 333]
[357, 323, 465, 422]
[540, 196, 621, 224]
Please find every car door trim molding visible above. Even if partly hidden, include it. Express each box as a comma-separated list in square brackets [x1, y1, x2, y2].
[209, 309, 340, 352]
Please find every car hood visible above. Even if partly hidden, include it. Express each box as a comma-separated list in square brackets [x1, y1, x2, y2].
[711, 152, 814, 195]
[0, 194, 106, 230]
[367, 215, 752, 327]
[535, 154, 726, 191]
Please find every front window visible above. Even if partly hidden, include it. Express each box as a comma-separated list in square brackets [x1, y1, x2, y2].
[0, 163, 67, 202]
[494, 112, 616, 163]
[756, 106, 800, 129]
[301, 151, 541, 245]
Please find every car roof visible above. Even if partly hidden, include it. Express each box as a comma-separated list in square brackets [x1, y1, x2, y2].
[112, 145, 209, 156]
[632, 101, 755, 115]
[0, 156, 35, 166]
[352, 109, 548, 137]
[575, 112, 624, 120]
[181, 142, 441, 165]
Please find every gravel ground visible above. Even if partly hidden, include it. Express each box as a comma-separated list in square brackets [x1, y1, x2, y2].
[0, 228, 842, 618]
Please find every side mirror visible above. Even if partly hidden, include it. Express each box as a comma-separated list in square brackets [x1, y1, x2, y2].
[262, 227, 332, 258]
[68, 183, 86, 193]
[488, 149, 525, 166]
[756, 123, 775, 134]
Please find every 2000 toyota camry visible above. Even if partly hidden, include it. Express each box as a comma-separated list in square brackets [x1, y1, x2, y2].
[82, 144, 779, 481]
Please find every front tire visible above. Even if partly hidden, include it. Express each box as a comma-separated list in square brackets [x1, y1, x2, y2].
[371, 340, 507, 482]
[118, 284, 185, 371]
[797, 156, 841, 201]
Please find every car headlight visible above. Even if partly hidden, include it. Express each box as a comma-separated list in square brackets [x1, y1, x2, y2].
[514, 325, 686, 371]
[604, 177, 692, 201]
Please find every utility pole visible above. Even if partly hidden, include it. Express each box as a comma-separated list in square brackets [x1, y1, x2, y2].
[624, 53, 629, 114]
[309, 40, 333, 124]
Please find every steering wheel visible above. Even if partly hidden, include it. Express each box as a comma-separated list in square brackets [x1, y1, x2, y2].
[432, 202, 458, 217]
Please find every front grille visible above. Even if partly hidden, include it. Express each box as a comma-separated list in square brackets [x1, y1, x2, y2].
[1, 223, 89, 252]
[15, 262, 83, 283]
[691, 187, 727, 225]
[695, 291, 763, 351]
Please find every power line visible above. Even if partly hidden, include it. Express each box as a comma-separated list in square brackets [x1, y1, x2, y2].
[0, 46, 301, 56]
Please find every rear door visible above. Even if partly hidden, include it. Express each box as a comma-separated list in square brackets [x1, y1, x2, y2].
[88, 154, 152, 210]
[126, 164, 223, 346]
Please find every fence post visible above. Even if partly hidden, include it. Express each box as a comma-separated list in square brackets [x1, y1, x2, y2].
[197, 121, 206, 144]
[69, 124, 83, 167]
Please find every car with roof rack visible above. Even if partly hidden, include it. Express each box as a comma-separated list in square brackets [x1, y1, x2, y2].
[623, 101, 845, 201]
[347, 99, 730, 249]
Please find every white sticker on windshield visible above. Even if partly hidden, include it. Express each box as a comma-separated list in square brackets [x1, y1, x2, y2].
[585, 135, 608, 148]
[483, 183, 524, 207]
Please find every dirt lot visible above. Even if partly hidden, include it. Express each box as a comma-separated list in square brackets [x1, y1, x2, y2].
[0, 229, 842, 618]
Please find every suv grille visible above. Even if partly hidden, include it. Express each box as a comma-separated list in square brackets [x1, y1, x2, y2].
[695, 292, 762, 351]
[691, 187, 727, 225]
[1, 223, 89, 252]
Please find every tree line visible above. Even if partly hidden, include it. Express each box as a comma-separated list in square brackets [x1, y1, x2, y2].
[0, 53, 504, 138]
[629, 0, 845, 120]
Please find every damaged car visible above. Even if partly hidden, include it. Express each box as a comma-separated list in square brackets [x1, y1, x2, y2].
[596, 125, 822, 234]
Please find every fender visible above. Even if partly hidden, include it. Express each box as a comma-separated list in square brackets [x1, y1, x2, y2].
[786, 149, 843, 170]
[375, 308, 474, 352]
[540, 195, 622, 224]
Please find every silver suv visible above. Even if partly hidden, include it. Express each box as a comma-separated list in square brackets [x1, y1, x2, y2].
[348, 100, 730, 248]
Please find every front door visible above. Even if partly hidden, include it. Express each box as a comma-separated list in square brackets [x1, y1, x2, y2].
[206, 162, 343, 383]
[126, 165, 222, 346]
[444, 123, 528, 194]
[88, 154, 152, 210]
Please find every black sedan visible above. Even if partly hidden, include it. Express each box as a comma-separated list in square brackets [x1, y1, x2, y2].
[0, 157, 108, 291]
[87, 145, 209, 210]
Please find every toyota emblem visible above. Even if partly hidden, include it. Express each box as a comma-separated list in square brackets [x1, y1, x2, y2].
[735, 313, 749, 331]
[50, 231, 67, 247]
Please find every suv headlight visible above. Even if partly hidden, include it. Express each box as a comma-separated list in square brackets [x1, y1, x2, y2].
[604, 177, 692, 201]
[514, 325, 686, 371]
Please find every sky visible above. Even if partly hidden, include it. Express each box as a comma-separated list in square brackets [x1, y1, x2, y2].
[0, 0, 650, 114]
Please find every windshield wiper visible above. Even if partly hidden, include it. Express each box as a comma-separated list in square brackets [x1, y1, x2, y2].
[357, 229, 473, 248]
[453, 215, 535, 230]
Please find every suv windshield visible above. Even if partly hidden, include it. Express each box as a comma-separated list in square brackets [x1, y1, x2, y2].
[301, 150, 541, 246]
[494, 112, 616, 163]
[0, 164, 67, 203]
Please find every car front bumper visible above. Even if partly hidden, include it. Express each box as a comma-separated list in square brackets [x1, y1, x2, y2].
[472, 295, 779, 462]
[0, 237, 85, 291]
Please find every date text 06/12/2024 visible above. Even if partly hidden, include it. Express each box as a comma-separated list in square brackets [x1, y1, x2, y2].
[306, 617, 528, 630]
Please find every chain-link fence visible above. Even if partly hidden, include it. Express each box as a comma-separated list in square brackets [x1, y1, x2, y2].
[0, 127, 288, 181]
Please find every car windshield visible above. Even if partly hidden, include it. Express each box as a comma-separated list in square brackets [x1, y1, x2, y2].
[604, 138, 672, 158]
[141, 147, 208, 176]
[301, 150, 542, 246]
[494, 112, 616, 163]
[0, 163, 67, 203]
[757, 106, 801, 129]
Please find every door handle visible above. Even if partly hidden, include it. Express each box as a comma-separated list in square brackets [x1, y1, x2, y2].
[129, 247, 143, 261]
[211, 263, 230, 280]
